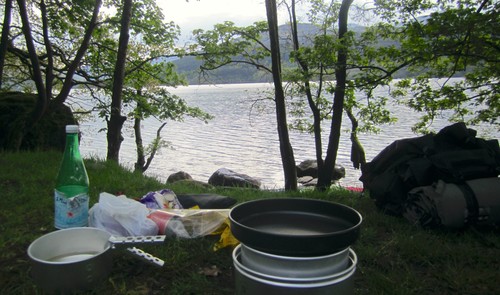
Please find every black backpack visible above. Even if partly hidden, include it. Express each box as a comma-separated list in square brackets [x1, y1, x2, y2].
[360, 122, 500, 216]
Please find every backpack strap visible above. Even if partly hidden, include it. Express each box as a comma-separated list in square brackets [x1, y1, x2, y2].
[456, 182, 479, 224]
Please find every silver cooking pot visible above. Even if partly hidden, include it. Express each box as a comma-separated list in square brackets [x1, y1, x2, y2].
[27, 227, 165, 292]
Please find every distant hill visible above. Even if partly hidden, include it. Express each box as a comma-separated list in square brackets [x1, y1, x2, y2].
[171, 23, 387, 85]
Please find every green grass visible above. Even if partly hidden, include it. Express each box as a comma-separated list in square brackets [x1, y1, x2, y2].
[0, 151, 499, 294]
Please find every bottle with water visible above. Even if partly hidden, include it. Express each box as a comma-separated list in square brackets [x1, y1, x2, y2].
[54, 125, 90, 229]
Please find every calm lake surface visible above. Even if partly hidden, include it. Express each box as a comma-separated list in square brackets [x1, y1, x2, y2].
[78, 81, 499, 189]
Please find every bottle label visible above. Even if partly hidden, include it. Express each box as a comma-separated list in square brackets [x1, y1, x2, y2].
[54, 190, 89, 229]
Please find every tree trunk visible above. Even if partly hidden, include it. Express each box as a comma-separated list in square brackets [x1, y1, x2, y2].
[40, 0, 54, 100]
[16, 0, 47, 131]
[265, 0, 297, 190]
[346, 107, 366, 169]
[107, 0, 132, 162]
[0, 0, 13, 89]
[134, 117, 166, 173]
[317, 0, 353, 190]
[134, 115, 146, 172]
[289, 0, 325, 180]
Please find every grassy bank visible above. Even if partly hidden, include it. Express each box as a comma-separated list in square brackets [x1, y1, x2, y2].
[0, 151, 499, 294]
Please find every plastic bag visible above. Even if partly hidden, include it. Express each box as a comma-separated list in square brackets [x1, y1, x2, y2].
[89, 192, 158, 236]
[148, 208, 238, 250]
[148, 209, 229, 238]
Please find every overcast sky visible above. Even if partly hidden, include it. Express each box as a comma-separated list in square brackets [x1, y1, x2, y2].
[159, 0, 374, 42]
[160, 0, 276, 41]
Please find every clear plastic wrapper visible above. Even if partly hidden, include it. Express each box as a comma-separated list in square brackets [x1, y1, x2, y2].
[148, 209, 230, 238]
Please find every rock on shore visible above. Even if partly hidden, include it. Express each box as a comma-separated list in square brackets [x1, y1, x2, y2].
[296, 160, 346, 186]
[166, 160, 345, 189]
[208, 168, 261, 189]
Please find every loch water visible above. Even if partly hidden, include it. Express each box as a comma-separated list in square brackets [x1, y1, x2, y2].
[78, 81, 498, 189]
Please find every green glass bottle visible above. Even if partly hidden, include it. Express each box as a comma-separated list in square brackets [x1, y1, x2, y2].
[54, 125, 90, 229]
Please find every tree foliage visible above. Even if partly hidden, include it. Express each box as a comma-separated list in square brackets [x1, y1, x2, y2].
[192, 21, 272, 77]
[191, 0, 498, 189]
[1, 0, 211, 168]
[370, 0, 499, 133]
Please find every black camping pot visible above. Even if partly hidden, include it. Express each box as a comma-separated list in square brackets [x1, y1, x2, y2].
[229, 198, 362, 256]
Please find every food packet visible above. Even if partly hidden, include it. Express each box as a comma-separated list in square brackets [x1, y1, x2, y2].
[139, 189, 183, 210]
[148, 208, 228, 237]
[147, 208, 239, 250]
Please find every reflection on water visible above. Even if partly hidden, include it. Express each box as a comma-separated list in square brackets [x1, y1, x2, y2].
[79, 82, 498, 190]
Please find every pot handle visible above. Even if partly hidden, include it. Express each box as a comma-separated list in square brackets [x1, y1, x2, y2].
[109, 235, 166, 247]
[109, 235, 166, 267]
[126, 247, 165, 267]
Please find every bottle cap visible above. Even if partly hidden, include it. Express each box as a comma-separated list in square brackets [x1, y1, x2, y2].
[66, 125, 79, 133]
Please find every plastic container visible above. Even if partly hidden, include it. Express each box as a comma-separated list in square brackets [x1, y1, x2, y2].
[54, 125, 90, 229]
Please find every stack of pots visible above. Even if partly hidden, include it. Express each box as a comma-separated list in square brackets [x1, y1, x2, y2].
[229, 198, 362, 295]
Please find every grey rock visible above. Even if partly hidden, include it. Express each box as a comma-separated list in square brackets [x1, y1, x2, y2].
[208, 168, 261, 189]
[167, 171, 193, 183]
[172, 179, 214, 190]
[297, 176, 314, 184]
[302, 178, 318, 187]
[296, 159, 318, 178]
[296, 159, 346, 180]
